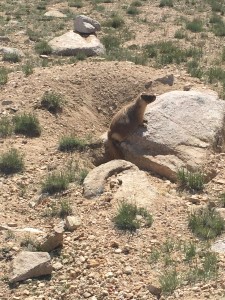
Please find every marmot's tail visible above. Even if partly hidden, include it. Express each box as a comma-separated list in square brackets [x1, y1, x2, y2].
[107, 132, 124, 159]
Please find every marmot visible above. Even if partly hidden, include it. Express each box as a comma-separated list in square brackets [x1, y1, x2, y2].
[107, 93, 156, 159]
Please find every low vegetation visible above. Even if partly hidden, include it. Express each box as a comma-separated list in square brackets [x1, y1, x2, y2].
[35, 40, 52, 55]
[58, 135, 87, 152]
[13, 113, 41, 137]
[41, 171, 69, 195]
[0, 148, 24, 175]
[2, 53, 21, 63]
[40, 91, 64, 113]
[0, 116, 13, 138]
[43, 199, 73, 218]
[188, 206, 225, 239]
[177, 168, 205, 192]
[113, 201, 153, 232]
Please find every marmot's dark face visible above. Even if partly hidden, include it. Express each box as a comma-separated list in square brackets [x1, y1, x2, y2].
[140, 93, 156, 104]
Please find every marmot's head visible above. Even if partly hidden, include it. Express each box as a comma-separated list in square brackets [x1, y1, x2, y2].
[140, 93, 156, 104]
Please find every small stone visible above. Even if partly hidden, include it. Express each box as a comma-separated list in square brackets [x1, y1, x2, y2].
[65, 216, 81, 231]
[53, 262, 63, 270]
[123, 266, 132, 275]
[147, 284, 162, 298]
[83, 292, 92, 298]
[105, 271, 114, 278]
[114, 248, 122, 254]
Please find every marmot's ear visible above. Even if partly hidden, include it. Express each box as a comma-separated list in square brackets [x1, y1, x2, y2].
[141, 93, 156, 103]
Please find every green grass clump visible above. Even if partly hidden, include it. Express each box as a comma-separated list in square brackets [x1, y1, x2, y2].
[58, 135, 87, 152]
[187, 59, 204, 78]
[41, 172, 69, 195]
[35, 40, 52, 55]
[159, 0, 173, 7]
[0, 148, 24, 175]
[41, 91, 64, 113]
[177, 168, 205, 192]
[113, 201, 153, 232]
[22, 62, 34, 76]
[13, 113, 41, 137]
[188, 206, 225, 240]
[0, 67, 8, 85]
[126, 6, 139, 15]
[101, 35, 121, 50]
[174, 29, 186, 39]
[104, 14, 124, 28]
[68, 0, 83, 7]
[2, 52, 21, 63]
[43, 199, 73, 218]
[159, 270, 179, 295]
[26, 29, 41, 42]
[186, 18, 203, 32]
[207, 66, 225, 84]
[0, 116, 13, 137]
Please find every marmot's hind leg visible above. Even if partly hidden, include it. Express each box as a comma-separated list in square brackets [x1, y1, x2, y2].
[107, 137, 124, 160]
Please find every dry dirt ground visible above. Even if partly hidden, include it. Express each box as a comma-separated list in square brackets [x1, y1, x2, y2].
[1, 0, 225, 299]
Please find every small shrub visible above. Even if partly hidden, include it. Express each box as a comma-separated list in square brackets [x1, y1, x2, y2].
[113, 201, 153, 232]
[213, 21, 225, 36]
[187, 59, 204, 78]
[148, 248, 160, 264]
[183, 242, 196, 262]
[35, 40, 52, 55]
[101, 35, 121, 50]
[222, 47, 225, 62]
[41, 91, 63, 113]
[126, 6, 139, 15]
[59, 199, 73, 218]
[0, 148, 24, 175]
[68, 0, 83, 7]
[177, 168, 205, 192]
[207, 66, 225, 84]
[186, 19, 203, 32]
[2, 52, 21, 63]
[131, 0, 142, 7]
[159, 269, 179, 295]
[58, 135, 87, 152]
[174, 29, 186, 39]
[219, 192, 225, 207]
[188, 206, 225, 239]
[104, 15, 124, 28]
[159, 0, 173, 7]
[20, 235, 40, 251]
[13, 113, 41, 137]
[41, 172, 69, 194]
[0, 67, 8, 85]
[26, 29, 41, 42]
[0, 116, 13, 137]
[22, 62, 34, 76]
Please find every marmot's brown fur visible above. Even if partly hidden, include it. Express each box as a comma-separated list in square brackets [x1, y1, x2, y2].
[107, 93, 156, 159]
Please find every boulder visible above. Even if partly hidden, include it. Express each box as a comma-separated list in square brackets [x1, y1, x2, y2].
[49, 30, 105, 56]
[119, 90, 225, 180]
[44, 10, 66, 18]
[74, 15, 101, 34]
[0, 46, 24, 57]
[83, 160, 157, 207]
[10, 251, 52, 283]
[38, 224, 64, 252]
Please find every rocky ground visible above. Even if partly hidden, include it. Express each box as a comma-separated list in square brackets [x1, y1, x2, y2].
[1, 0, 225, 299]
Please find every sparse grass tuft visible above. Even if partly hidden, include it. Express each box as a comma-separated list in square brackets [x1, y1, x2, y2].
[126, 6, 139, 15]
[174, 29, 186, 39]
[0, 116, 13, 138]
[159, 269, 179, 295]
[186, 18, 203, 32]
[0, 148, 24, 175]
[187, 59, 204, 78]
[104, 14, 124, 28]
[58, 135, 87, 152]
[35, 40, 52, 55]
[41, 172, 69, 195]
[22, 61, 34, 76]
[13, 113, 41, 137]
[43, 199, 73, 218]
[0, 67, 8, 85]
[188, 206, 225, 239]
[113, 201, 153, 232]
[2, 52, 21, 63]
[177, 168, 205, 192]
[68, 0, 83, 8]
[159, 0, 173, 7]
[41, 91, 64, 113]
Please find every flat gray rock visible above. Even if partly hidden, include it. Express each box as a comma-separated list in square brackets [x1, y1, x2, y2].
[211, 240, 225, 253]
[44, 10, 66, 18]
[10, 252, 52, 283]
[49, 30, 105, 56]
[0, 46, 24, 57]
[74, 15, 101, 34]
[122, 90, 225, 180]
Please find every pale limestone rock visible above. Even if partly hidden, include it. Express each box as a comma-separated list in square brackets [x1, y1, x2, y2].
[65, 216, 81, 231]
[10, 252, 52, 283]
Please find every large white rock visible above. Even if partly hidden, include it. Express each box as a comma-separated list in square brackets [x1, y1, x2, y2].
[10, 252, 52, 283]
[83, 160, 157, 207]
[121, 90, 225, 180]
[74, 15, 101, 34]
[49, 30, 105, 56]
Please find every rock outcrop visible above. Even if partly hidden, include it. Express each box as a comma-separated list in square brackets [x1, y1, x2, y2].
[74, 15, 101, 34]
[49, 30, 105, 56]
[113, 90, 225, 180]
